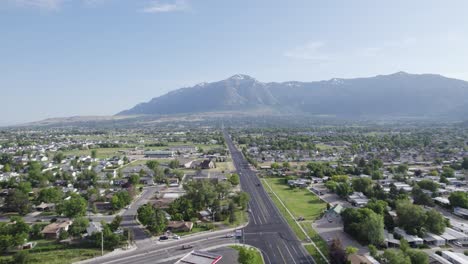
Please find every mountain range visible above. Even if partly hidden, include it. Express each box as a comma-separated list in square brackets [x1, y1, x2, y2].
[117, 72, 468, 119]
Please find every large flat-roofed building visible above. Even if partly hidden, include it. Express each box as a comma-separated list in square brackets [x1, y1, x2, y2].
[175, 250, 222, 264]
[144, 150, 174, 158]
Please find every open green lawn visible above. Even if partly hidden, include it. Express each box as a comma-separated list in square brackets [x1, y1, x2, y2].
[263, 178, 326, 221]
[62, 147, 132, 159]
[0, 240, 106, 264]
[230, 245, 263, 264]
[304, 245, 328, 264]
[300, 222, 329, 262]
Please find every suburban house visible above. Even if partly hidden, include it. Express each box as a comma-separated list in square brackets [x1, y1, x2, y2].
[440, 227, 468, 246]
[36, 202, 55, 211]
[440, 251, 468, 264]
[348, 192, 369, 207]
[41, 220, 73, 239]
[166, 221, 194, 232]
[423, 233, 446, 246]
[287, 179, 310, 188]
[394, 227, 424, 247]
[200, 159, 216, 169]
[453, 207, 468, 219]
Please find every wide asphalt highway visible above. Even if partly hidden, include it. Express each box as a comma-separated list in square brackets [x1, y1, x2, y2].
[224, 132, 315, 264]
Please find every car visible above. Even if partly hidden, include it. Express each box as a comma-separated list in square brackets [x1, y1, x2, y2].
[225, 233, 234, 238]
[173, 235, 180, 240]
[248, 208, 252, 213]
[453, 241, 462, 247]
[181, 244, 193, 250]
[159, 235, 169, 241]
[256, 183, 261, 187]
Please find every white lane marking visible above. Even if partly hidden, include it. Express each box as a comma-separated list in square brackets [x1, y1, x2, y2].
[282, 239, 297, 264]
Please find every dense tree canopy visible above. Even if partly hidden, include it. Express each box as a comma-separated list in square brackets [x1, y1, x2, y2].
[341, 208, 384, 245]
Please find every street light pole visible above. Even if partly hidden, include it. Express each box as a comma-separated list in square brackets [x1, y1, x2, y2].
[101, 230, 104, 256]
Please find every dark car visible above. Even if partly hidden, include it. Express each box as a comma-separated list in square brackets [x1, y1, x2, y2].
[256, 183, 261, 186]
[181, 244, 194, 250]
[159, 235, 169, 241]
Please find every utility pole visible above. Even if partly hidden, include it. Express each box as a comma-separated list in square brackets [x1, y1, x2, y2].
[101, 230, 104, 256]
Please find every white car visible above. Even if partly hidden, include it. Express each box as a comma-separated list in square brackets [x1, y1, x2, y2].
[173, 235, 181, 240]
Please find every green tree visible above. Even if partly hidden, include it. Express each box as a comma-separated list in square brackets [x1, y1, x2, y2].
[168, 160, 180, 169]
[396, 164, 409, 174]
[407, 249, 429, 264]
[271, 163, 280, 170]
[13, 251, 30, 264]
[449, 191, 468, 209]
[17, 182, 32, 194]
[396, 200, 427, 235]
[137, 204, 167, 234]
[53, 152, 65, 164]
[417, 180, 439, 192]
[109, 215, 122, 232]
[58, 195, 87, 218]
[425, 209, 446, 235]
[37, 187, 63, 204]
[412, 185, 435, 207]
[335, 182, 353, 198]
[345, 246, 358, 256]
[91, 149, 97, 159]
[128, 174, 140, 185]
[351, 177, 373, 193]
[237, 192, 250, 210]
[382, 249, 411, 264]
[69, 217, 89, 237]
[329, 238, 346, 264]
[462, 157, 468, 170]
[146, 160, 159, 171]
[238, 247, 257, 264]
[5, 190, 31, 215]
[366, 199, 388, 215]
[228, 173, 240, 186]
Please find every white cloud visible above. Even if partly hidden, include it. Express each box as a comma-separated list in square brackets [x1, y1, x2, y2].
[11, 0, 64, 10]
[283, 41, 332, 62]
[141, 0, 189, 13]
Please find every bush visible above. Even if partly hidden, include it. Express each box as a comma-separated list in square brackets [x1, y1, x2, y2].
[13, 251, 30, 264]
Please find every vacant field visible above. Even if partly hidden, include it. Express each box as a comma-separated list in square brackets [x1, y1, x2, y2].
[0, 240, 106, 264]
[62, 147, 131, 159]
[263, 178, 326, 220]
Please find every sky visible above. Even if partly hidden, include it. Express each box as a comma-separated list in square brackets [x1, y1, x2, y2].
[1, 0, 468, 125]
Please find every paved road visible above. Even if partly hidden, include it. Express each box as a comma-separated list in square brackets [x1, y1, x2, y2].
[81, 228, 238, 264]
[224, 132, 315, 264]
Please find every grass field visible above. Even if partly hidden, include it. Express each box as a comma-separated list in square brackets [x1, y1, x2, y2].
[230, 245, 263, 264]
[262, 177, 329, 264]
[0, 240, 106, 264]
[263, 178, 326, 221]
[62, 147, 131, 159]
